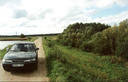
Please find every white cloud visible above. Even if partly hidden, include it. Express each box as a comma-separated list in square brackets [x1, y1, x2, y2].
[116, 0, 128, 6]
[94, 0, 115, 8]
[0, 0, 128, 35]
[0, 6, 13, 21]
[89, 0, 128, 8]
[13, 9, 27, 18]
[89, 11, 128, 25]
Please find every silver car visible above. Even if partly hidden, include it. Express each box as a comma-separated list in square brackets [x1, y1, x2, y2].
[2, 42, 39, 71]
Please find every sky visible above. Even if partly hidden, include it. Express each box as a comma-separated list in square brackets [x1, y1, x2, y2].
[0, 0, 128, 35]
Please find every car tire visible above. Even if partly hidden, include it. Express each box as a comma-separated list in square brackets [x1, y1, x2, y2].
[3, 66, 10, 72]
[34, 63, 38, 70]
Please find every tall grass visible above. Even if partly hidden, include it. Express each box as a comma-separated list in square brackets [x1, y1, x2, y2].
[43, 37, 128, 82]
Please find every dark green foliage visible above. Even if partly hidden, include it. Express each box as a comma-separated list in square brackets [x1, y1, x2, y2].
[57, 22, 110, 50]
[47, 40, 55, 48]
[44, 37, 47, 39]
[116, 19, 128, 58]
[80, 41, 94, 52]
[20, 33, 25, 38]
[58, 19, 128, 58]
[90, 20, 128, 57]
[116, 36, 128, 58]
[90, 27, 118, 55]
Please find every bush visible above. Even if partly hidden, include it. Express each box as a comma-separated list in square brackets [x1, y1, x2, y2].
[57, 22, 109, 49]
[80, 41, 93, 52]
[47, 40, 55, 48]
[44, 37, 47, 39]
[20, 33, 25, 38]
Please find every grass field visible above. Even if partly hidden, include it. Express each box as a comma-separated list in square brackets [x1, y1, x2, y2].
[0, 48, 7, 59]
[27, 36, 38, 42]
[43, 36, 128, 82]
[0, 37, 27, 41]
[0, 36, 38, 41]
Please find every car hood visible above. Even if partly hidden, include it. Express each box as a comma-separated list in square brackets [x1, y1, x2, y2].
[4, 51, 36, 60]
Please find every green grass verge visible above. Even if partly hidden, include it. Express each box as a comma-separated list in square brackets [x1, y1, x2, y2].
[42, 36, 128, 82]
[27, 36, 38, 42]
[0, 48, 7, 59]
[0, 45, 12, 59]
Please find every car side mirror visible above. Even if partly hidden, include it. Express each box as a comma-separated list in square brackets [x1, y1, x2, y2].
[36, 48, 39, 51]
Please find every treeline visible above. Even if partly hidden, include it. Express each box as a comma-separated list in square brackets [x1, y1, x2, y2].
[57, 19, 128, 58]
[0, 33, 60, 37]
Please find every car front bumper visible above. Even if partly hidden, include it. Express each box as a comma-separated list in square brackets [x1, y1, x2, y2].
[2, 62, 37, 71]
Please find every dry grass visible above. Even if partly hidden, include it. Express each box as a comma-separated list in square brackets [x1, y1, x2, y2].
[0, 38, 27, 41]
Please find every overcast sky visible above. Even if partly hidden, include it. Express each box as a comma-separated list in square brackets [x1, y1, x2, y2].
[0, 0, 128, 35]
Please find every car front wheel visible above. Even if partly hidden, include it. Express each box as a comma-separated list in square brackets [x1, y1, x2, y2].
[3, 66, 10, 72]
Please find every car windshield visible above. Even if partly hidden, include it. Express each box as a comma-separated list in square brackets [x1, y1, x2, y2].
[10, 43, 35, 52]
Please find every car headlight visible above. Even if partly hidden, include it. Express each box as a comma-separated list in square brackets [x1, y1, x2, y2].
[24, 58, 36, 62]
[2, 59, 12, 63]
[30, 58, 36, 61]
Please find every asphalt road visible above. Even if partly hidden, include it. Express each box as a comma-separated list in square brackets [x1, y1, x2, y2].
[0, 37, 49, 82]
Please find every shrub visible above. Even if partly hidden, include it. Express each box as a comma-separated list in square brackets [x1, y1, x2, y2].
[20, 33, 25, 38]
[57, 22, 110, 49]
[44, 37, 47, 39]
[47, 40, 55, 48]
[80, 41, 93, 52]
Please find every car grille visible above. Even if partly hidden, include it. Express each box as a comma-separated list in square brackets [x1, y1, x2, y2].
[13, 60, 24, 63]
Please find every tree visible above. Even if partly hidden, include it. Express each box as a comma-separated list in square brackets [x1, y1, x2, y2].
[20, 33, 25, 38]
[58, 22, 110, 49]
[116, 19, 128, 58]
